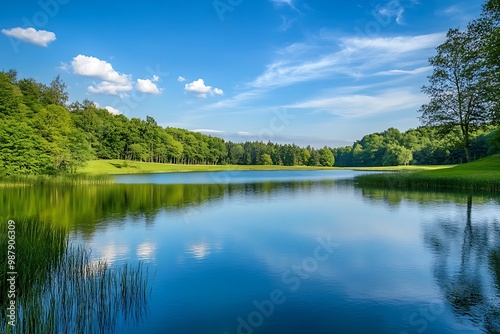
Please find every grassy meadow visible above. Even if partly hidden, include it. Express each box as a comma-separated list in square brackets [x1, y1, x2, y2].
[77, 159, 452, 175]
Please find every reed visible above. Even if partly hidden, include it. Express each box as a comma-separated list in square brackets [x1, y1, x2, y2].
[356, 155, 500, 193]
[0, 174, 113, 187]
[0, 218, 153, 334]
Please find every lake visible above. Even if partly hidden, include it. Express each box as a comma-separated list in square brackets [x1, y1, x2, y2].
[1, 170, 499, 333]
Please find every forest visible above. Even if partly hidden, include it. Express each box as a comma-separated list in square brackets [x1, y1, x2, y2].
[0, 69, 499, 176]
[0, 0, 498, 176]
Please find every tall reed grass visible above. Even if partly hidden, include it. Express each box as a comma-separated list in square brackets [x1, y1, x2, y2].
[0, 218, 153, 334]
[0, 174, 113, 187]
[356, 172, 500, 192]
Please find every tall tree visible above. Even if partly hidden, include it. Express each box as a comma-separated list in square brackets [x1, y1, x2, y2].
[483, 0, 500, 120]
[419, 28, 492, 162]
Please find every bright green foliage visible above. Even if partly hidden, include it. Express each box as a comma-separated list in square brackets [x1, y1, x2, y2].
[383, 144, 413, 166]
[333, 125, 499, 167]
[300, 148, 311, 166]
[259, 153, 273, 165]
[420, 28, 491, 162]
[0, 73, 90, 175]
[318, 147, 334, 167]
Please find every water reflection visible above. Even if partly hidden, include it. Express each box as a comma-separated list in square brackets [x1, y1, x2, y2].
[424, 196, 500, 333]
[0, 180, 338, 235]
[358, 188, 500, 333]
[137, 241, 157, 262]
[3, 175, 500, 333]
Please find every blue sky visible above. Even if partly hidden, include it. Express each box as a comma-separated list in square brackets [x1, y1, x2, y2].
[0, 0, 484, 147]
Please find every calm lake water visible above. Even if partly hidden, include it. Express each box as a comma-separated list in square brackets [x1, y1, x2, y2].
[2, 170, 500, 333]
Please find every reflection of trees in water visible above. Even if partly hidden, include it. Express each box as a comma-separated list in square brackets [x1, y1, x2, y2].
[356, 186, 500, 332]
[0, 180, 338, 236]
[423, 196, 500, 333]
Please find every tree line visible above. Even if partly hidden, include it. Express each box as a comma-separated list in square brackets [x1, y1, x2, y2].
[0, 67, 498, 176]
[0, 71, 334, 175]
[0, 0, 498, 176]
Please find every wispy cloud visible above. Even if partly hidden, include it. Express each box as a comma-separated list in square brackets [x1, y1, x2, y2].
[202, 90, 266, 111]
[249, 33, 444, 89]
[435, 5, 462, 17]
[270, 0, 298, 10]
[192, 128, 224, 134]
[375, 0, 420, 26]
[204, 31, 442, 122]
[375, 66, 431, 76]
[288, 87, 426, 118]
[434, 3, 482, 23]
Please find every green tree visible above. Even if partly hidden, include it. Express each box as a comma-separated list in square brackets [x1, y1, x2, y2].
[129, 143, 148, 161]
[318, 147, 334, 167]
[420, 28, 492, 162]
[259, 153, 273, 165]
[227, 142, 244, 164]
[42, 75, 69, 106]
[482, 0, 500, 120]
[300, 148, 311, 166]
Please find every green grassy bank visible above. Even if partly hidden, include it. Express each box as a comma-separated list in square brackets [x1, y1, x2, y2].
[356, 155, 500, 192]
[0, 160, 454, 186]
[78, 160, 335, 174]
[77, 159, 451, 175]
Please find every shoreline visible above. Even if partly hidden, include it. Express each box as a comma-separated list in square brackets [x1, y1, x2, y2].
[2, 158, 497, 193]
[76, 159, 452, 175]
[355, 155, 500, 193]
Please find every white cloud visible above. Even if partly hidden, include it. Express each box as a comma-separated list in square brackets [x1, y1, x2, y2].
[192, 129, 225, 134]
[375, 66, 431, 76]
[184, 79, 223, 98]
[213, 88, 224, 96]
[136, 78, 162, 94]
[343, 34, 444, 53]
[72, 55, 130, 84]
[71, 54, 133, 96]
[177, 76, 186, 82]
[104, 106, 121, 115]
[1, 27, 56, 47]
[250, 33, 444, 89]
[288, 88, 426, 118]
[238, 131, 253, 136]
[88, 81, 133, 96]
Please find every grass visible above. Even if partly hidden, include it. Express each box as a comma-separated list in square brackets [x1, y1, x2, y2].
[356, 154, 500, 192]
[0, 174, 113, 187]
[0, 218, 153, 334]
[77, 159, 454, 175]
[78, 159, 336, 174]
[345, 165, 455, 171]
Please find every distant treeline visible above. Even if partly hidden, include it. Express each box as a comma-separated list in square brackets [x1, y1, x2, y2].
[0, 70, 499, 176]
[333, 125, 499, 167]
